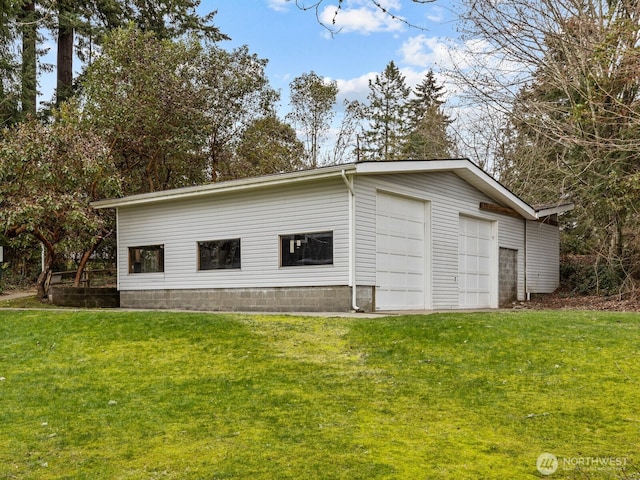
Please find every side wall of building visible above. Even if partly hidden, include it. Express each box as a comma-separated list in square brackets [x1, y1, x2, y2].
[526, 220, 560, 293]
[116, 178, 353, 310]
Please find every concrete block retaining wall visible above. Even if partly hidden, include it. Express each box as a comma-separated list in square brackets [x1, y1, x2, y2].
[120, 286, 374, 313]
[49, 287, 120, 308]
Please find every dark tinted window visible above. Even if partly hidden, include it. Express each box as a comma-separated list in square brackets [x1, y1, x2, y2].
[280, 231, 333, 266]
[129, 245, 164, 273]
[198, 239, 241, 270]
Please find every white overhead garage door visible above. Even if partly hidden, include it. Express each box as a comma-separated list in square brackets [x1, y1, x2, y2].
[376, 193, 428, 310]
[458, 216, 495, 308]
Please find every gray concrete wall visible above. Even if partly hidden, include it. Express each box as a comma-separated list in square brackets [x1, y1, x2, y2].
[499, 247, 518, 307]
[50, 287, 120, 308]
[121, 286, 374, 313]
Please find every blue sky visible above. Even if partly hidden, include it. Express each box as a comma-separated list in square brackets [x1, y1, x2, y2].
[206, 0, 464, 110]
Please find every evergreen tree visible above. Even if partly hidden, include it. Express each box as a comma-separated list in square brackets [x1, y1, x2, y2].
[198, 44, 280, 181]
[0, 103, 122, 296]
[81, 27, 211, 194]
[81, 27, 281, 192]
[362, 61, 410, 161]
[19, 0, 37, 116]
[53, 0, 228, 106]
[404, 70, 455, 159]
[0, 0, 25, 124]
[1, 0, 228, 112]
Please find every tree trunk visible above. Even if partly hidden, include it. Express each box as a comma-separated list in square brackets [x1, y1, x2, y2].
[74, 244, 98, 287]
[74, 229, 112, 287]
[36, 269, 51, 299]
[35, 241, 57, 299]
[56, 1, 74, 106]
[20, 1, 37, 116]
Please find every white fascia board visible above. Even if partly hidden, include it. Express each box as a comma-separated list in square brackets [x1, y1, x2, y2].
[92, 164, 357, 209]
[534, 203, 575, 218]
[355, 159, 538, 220]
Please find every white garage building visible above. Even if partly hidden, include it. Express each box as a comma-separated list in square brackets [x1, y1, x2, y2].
[93, 159, 573, 312]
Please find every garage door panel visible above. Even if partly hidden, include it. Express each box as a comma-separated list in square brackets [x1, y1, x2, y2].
[406, 222, 424, 237]
[406, 290, 423, 305]
[479, 256, 491, 271]
[479, 239, 491, 256]
[406, 237, 423, 251]
[389, 217, 406, 232]
[407, 275, 423, 288]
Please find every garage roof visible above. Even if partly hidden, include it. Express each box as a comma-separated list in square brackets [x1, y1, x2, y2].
[92, 158, 573, 220]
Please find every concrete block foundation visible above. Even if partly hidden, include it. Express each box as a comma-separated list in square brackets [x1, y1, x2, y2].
[120, 285, 375, 313]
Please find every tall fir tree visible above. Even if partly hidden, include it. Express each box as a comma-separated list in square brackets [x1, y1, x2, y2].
[403, 70, 455, 159]
[362, 60, 410, 161]
[53, 0, 228, 106]
[0, 0, 44, 122]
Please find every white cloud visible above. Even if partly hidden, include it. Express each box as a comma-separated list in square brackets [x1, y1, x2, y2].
[266, 0, 290, 13]
[425, 5, 445, 23]
[335, 72, 376, 103]
[318, 0, 405, 35]
[399, 34, 463, 70]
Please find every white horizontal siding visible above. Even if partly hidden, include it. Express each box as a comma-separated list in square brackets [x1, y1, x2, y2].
[354, 171, 530, 308]
[117, 179, 350, 290]
[526, 221, 560, 293]
[353, 180, 377, 286]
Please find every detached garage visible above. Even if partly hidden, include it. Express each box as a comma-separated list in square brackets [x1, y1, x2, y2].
[93, 159, 573, 312]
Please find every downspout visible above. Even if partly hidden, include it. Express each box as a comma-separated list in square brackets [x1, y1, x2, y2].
[524, 217, 529, 301]
[341, 170, 362, 312]
[116, 207, 121, 292]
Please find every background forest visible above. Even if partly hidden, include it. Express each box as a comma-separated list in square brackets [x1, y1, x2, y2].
[1, 0, 639, 299]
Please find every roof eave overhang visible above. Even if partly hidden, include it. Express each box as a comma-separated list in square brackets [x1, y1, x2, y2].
[92, 164, 357, 209]
[534, 203, 575, 218]
[93, 159, 570, 223]
[355, 159, 539, 220]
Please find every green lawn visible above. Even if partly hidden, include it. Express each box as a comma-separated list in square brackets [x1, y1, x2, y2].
[0, 309, 638, 479]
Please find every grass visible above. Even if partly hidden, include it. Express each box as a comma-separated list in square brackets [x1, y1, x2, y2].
[0, 295, 57, 309]
[0, 309, 639, 479]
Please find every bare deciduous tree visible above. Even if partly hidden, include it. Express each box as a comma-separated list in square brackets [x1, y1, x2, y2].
[455, 0, 640, 291]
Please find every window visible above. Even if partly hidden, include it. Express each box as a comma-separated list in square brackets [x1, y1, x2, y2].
[129, 245, 164, 273]
[280, 231, 333, 267]
[198, 239, 241, 270]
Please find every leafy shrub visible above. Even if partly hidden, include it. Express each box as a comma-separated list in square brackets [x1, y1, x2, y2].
[560, 255, 627, 295]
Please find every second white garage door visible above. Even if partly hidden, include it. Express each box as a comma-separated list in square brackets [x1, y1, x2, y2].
[376, 193, 429, 310]
[458, 215, 496, 308]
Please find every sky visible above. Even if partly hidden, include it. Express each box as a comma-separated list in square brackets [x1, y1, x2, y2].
[204, 0, 464, 113]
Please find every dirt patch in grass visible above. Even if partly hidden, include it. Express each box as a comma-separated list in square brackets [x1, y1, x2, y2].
[521, 291, 640, 312]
